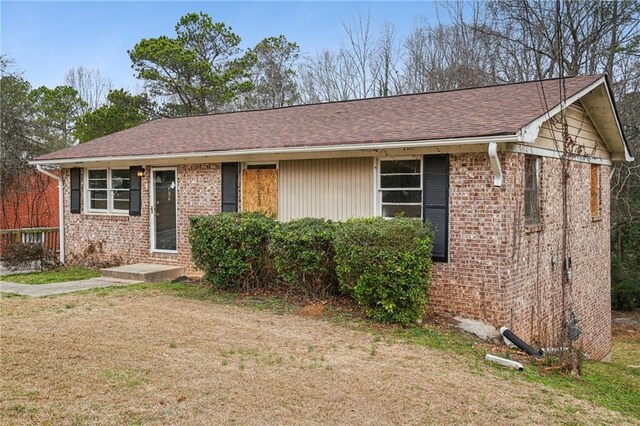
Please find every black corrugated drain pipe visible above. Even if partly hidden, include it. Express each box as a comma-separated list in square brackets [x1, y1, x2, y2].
[500, 327, 544, 357]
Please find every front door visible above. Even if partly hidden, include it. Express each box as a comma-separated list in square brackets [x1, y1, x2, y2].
[151, 168, 177, 252]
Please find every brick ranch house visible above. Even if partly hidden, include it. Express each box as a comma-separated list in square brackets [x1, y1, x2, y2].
[33, 75, 632, 360]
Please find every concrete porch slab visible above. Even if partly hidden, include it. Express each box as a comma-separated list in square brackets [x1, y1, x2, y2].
[100, 263, 184, 282]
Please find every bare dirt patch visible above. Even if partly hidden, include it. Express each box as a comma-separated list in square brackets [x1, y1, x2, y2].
[296, 302, 329, 318]
[0, 290, 632, 425]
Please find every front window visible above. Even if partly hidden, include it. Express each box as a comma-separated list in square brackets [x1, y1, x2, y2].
[87, 169, 129, 213]
[524, 156, 540, 225]
[379, 159, 422, 218]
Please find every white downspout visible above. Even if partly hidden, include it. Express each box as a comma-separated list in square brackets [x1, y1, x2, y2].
[488, 142, 503, 187]
[36, 165, 64, 264]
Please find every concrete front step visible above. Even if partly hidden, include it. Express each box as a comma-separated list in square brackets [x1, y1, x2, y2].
[101, 263, 184, 283]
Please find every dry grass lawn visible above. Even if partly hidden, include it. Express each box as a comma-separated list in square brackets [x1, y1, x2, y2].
[0, 288, 635, 425]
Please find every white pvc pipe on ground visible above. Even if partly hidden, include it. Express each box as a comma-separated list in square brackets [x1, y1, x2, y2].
[485, 354, 524, 371]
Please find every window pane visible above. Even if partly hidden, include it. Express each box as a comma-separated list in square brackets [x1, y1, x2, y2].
[381, 190, 422, 203]
[380, 160, 420, 174]
[90, 189, 107, 211]
[113, 189, 129, 211]
[112, 190, 129, 200]
[90, 190, 107, 200]
[111, 169, 130, 189]
[381, 174, 421, 188]
[88, 168, 108, 189]
[113, 199, 130, 211]
[382, 204, 421, 218]
[89, 170, 107, 179]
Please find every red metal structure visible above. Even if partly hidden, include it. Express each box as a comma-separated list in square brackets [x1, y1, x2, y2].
[0, 170, 60, 256]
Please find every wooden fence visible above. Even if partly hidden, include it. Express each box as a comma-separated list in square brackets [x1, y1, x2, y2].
[0, 227, 60, 258]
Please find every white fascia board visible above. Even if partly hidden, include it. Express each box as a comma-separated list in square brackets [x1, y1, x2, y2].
[600, 80, 634, 162]
[510, 143, 613, 166]
[29, 134, 519, 166]
[516, 76, 607, 144]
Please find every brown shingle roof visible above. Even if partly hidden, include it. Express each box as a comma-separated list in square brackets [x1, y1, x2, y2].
[36, 75, 602, 161]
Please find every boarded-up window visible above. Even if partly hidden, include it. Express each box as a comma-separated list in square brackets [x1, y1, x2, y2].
[591, 164, 600, 217]
[524, 156, 540, 225]
[242, 166, 278, 217]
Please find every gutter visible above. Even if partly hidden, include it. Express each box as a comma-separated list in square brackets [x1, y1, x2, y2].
[29, 134, 520, 166]
[35, 165, 64, 264]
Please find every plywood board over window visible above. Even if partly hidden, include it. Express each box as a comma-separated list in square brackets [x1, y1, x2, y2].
[242, 167, 278, 217]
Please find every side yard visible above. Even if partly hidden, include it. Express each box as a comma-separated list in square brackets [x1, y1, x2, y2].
[1, 283, 638, 425]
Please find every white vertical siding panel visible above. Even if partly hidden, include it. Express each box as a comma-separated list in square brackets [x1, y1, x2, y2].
[279, 157, 374, 221]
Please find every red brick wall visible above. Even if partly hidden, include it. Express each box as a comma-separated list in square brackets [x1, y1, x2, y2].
[429, 153, 511, 326]
[429, 152, 611, 360]
[62, 154, 611, 359]
[63, 164, 221, 274]
[502, 154, 611, 360]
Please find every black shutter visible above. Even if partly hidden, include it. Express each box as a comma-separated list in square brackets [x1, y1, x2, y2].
[423, 155, 449, 262]
[70, 168, 81, 214]
[221, 162, 239, 212]
[129, 166, 142, 216]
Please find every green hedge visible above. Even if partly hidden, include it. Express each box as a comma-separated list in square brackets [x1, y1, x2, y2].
[270, 218, 337, 298]
[612, 279, 640, 311]
[189, 213, 275, 291]
[189, 214, 434, 325]
[334, 217, 433, 325]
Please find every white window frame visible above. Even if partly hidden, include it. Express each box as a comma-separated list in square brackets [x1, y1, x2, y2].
[149, 167, 178, 254]
[375, 156, 423, 219]
[84, 168, 130, 215]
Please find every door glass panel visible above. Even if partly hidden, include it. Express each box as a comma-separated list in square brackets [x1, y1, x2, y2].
[153, 170, 177, 251]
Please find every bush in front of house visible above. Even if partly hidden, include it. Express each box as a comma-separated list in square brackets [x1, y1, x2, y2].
[333, 217, 433, 325]
[189, 212, 276, 291]
[270, 218, 337, 298]
[2, 242, 60, 271]
[612, 279, 640, 311]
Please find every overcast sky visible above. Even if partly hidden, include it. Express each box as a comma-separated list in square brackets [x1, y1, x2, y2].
[2, 1, 442, 91]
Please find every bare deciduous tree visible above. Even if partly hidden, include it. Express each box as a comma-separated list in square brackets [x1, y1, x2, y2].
[64, 66, 112, 113]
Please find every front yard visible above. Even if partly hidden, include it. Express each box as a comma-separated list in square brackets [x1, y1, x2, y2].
[0, 283, 638, 425]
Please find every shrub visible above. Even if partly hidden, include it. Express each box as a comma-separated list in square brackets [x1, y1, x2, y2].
[66, 241, 123, 269]
[270, 218, 337, 298]
[189, 212, 276, 291]
[2, 242, 59, 271]
[612, 279, 640, 311]
[612, 254, 640, 311]
[333, 217, 433, 325]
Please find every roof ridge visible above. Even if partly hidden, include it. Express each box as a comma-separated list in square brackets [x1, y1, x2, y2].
[165, 74, 604, 120]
